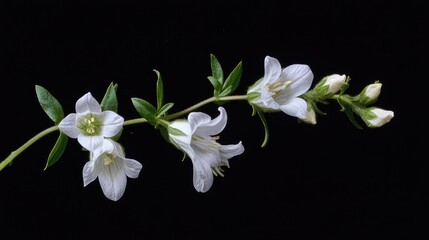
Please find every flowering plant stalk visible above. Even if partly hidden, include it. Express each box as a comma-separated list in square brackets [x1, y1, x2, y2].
[0, 54, 394, 201]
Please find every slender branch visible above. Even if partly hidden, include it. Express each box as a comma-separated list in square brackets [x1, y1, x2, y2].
[164, 95, 248, 120]
[0, 126, 59, 171]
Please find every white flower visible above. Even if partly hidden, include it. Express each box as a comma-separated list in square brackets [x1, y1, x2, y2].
[247, 56, 313, 119]
[361, 107, 394, 128]
[323, 74, 346, 95]
[83, 139, 143, 201]
[168, 107, 244, 193]
[58, 92, 124, 151]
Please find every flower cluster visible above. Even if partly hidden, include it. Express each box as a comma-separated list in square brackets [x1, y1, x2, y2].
[0, 54, 394, 201]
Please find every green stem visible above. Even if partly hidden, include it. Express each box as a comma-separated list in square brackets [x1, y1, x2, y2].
[164, 95, 248, 120]
[1, 95, 249, 171]
[0, 126, 59, 171]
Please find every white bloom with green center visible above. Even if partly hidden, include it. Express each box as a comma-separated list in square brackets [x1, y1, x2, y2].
[247, 56, 313, 119]
[58, 92, 124, 151]
[168, 107, 244, 193]
[83, 139, 143, 201]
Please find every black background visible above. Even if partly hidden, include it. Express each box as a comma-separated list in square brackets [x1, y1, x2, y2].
[0, 1, 425, 239]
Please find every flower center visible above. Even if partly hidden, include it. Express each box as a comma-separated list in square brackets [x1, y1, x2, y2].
[267, 80, 292, 97]
[78, 114, 101, 136]
[103, 153, 116, 166]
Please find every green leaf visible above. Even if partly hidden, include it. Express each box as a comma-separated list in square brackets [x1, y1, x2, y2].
[154, 69, 164, 111]
[157, 102, 174, 117]
[207, 76, 221, 92]
[210, 54, 224, 85]
[222, 60, 242, 96]
[337, 97, 363, 129]
[35, 85, 64, 125]
[131, 97, 157, 126]
[100, 82, 118, 112]
[251, 105, 269, 147]
[44, 132, 68, 170]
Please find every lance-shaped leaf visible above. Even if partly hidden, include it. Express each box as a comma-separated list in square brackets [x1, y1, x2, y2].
[157, 102, 174, 118]
[337, 97, 363, 129]
[132, 97, 157, 126]
[153, 69, 164, 111]
[35, 85, 64, 125]
[100, 82, 118, 112]
[44, 132, 68, 170]
[220, 60, 242, 97]
[251, 105, 269, 147]
[208, 54, 224, 96]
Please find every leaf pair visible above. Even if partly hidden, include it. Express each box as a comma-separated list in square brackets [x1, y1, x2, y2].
[132, 70, 174, 127]
[35, 82, 120, 170]
[208, 54, 243, 99]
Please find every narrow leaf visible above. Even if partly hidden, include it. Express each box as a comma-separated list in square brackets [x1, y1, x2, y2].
[35, 85, 64, 125]
[210, 54, 224, 85]
[222, 61, 242, 96]
[154, 69, 164, 111]
[100, 82, 118, 112]
[131, 97, 157, 125]
[44, 132, 68, 170]
[251, 105, 269, 147]
[157, 102, 174, 117]
[337, 98, 363, 129]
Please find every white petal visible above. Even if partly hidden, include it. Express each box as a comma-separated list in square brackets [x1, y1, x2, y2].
[278, 97, 308, 119]
[194, 107, 227, 136]
[192, 138, 221, 167]
[263, 56, 282, 84]
[100, 111, 124, 137]
[78, 135, 104, 151]
[188, 111, 211, 134]
[58, 113, 80, 138]
[82, 160, 97, 187]
[75, 92, 102, 114]
[97, 160, 127, 201]
[169, 121, 195, 159]
[192, 158, 214, 193]
[279, 64, 313, 98]
[124, 158, 143, 179]
[219, 141, 245, 160]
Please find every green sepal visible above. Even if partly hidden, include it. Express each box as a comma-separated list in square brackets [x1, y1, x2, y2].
[100, 82, 118, 112]
[337, 97, 363, 129]
[339, 76, 351, 95]
[154, 69, 164, 111]
[131, 97, 157, 126]
[247, 92, 260, 102]
[220, 60, 242, 96]
[35, 85, 64, 125]
[167, 125, 188, 136]
[44, 132, 68, 170]
[251, 104, 269, 147]
[157, 102, 174, 117]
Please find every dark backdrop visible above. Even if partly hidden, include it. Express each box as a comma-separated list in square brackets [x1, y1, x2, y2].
[0, 2, 425, 239]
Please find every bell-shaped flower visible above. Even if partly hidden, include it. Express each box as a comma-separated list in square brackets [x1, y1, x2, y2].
[167, 107, 244, 193]
[360, 107, 394, 128]
[58, 92, 124, 151]
[82, 138, 143, 201]
[247, 56, 313, 119]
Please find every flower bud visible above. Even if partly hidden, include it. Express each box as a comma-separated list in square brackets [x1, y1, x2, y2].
[301, 104, 317, 125]
[313, 74, 346, 99]
[357, 83, 382, 105]
[360, 107, 394, 128]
